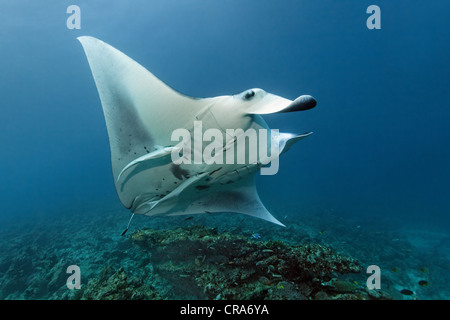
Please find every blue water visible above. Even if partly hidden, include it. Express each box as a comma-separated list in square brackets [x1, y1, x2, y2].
[1, 1, 449, 300]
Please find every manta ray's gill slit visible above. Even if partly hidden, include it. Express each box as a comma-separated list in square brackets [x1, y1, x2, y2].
[195, 185, 210, 191]
[209, 167, 223, 176]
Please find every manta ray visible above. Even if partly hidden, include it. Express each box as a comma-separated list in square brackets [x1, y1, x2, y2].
[78, 36, 316, 228]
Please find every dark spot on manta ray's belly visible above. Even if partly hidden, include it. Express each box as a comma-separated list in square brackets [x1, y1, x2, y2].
[195, 185, 210, 190]
[170, 164, 190, 180]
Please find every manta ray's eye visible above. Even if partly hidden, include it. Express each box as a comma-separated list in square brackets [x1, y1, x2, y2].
[244, 90, 255, 100]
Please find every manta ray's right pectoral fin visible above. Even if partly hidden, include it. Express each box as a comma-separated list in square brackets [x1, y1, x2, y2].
[78, 36, 212, 209]
[117, 146, 180, 182]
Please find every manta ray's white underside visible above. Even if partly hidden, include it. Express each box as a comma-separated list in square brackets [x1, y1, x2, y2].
[78, 36, 316, 227]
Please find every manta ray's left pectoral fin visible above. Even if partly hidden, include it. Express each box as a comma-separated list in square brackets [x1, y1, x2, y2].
[132, 171, 286, 227]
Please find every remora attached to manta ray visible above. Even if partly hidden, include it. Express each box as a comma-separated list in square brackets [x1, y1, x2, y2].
[78, 36, 316, 227]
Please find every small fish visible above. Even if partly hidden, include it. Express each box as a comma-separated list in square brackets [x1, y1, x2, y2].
[400, 289, 414, 296]
[418, 280, 429, 287]
[392, 267, 399, 273]
[420, 267, 427, 273]
[251, 233, 262, 239]
[184, 216, 194, 221]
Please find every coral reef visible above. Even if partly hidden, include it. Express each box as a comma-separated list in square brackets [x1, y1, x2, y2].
[80, 225, 365, 299]
[81, 266, 161, 300]
[0, 206, 449, 300]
